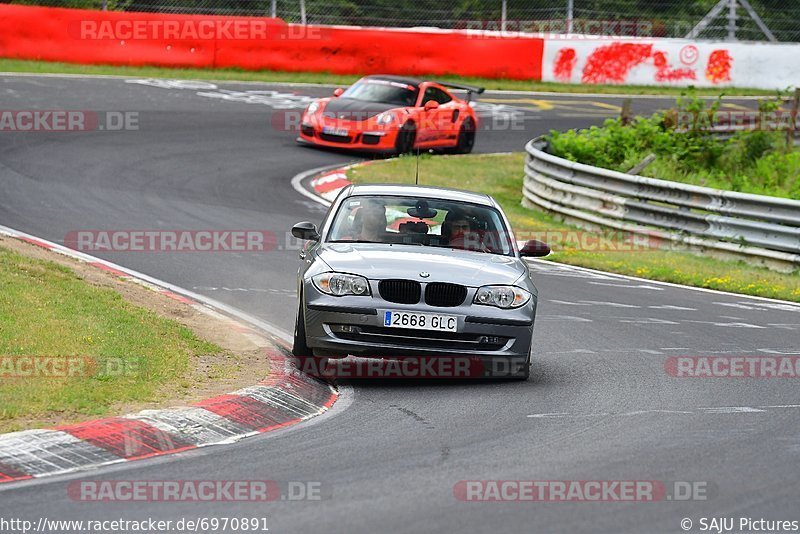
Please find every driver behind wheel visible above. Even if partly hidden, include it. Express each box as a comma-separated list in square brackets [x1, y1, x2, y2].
[350, 201, 388, 242]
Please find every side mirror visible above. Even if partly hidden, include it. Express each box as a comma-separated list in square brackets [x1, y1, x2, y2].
[333, 88, 344, 97]
[519, 239, 550, 257]
[292, 221, 320, 241]
[423, 100, 439, 111]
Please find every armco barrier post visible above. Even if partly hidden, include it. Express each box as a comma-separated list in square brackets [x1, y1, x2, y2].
[787, 88, 800, 148]
[621, 99, 633, 125]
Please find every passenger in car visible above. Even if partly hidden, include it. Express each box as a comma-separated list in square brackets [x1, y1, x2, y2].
[442, 210, 486, 251]
[442, 211, 471, 243]
[351, 202, 389, 242]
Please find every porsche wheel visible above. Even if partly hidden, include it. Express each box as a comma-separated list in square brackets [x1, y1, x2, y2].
[395, 121, 416, 155]
[452, 118, 476, 154]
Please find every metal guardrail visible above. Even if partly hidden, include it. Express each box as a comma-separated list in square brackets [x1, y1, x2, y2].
[522, 137, 800, 271]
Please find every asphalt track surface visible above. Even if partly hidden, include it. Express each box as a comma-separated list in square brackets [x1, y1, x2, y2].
[1, 75, 799, 533]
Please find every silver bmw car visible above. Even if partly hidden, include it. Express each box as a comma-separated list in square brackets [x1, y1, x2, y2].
[291, 184, 550, 379]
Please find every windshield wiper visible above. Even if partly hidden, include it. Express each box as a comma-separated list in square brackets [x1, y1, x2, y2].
[329, 240, 425, 247]
[426, 244, 500, 255]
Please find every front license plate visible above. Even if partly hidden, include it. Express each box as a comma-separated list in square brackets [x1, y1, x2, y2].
[322, 126, 349, 136]
[383, 311, 458, 332]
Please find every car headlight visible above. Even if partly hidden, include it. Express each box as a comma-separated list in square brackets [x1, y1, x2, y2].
[473, 285, 531, 309]
[312, 272, 371, 296]
[375, 112, 395, 125]
[306, 101, 321, 114]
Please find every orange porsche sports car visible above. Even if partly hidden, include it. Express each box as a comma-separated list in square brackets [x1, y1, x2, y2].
[297, 75, 484, 155]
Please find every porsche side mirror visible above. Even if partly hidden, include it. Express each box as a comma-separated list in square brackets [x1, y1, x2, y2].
[423, 100, 439, 111]
[333, 88, 344, 97]
[292, 221, 320, 241]
[519, 239, 550, 257]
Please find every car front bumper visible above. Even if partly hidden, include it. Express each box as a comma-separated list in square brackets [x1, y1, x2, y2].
[301, 281, 536, 362]
[298, 123, 400, 153]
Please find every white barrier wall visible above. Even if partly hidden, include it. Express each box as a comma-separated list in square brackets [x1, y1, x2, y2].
[542, 38, 800, 90]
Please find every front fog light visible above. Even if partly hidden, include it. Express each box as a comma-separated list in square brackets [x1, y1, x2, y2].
[332, 324, 361, 333]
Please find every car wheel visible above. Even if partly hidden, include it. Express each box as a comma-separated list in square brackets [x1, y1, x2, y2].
[292, 290, 314, 371]
[511, 353, 531, 381]
[452, 118, 476, 154]
[395, 121, 416, 155]
[503, 350, 531, 381]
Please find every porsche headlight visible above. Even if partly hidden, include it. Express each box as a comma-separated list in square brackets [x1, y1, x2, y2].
[306, 101, 321, 114]
[376, 112, 395, 125]
[473, 285, 531, 309]
[312, 272, 371, 296]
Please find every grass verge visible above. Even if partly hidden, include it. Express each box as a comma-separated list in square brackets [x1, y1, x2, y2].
[346, 153, 800, 302]
[0, 58, 776, 97]
[0, 239, 266, 433]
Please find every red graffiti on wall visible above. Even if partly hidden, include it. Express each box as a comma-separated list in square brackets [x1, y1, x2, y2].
[553, 48, 577, 81]
[559, 42, 731, 85]
[653, 51, 696, 82]
[706, 49, 732, 84]
[581, 43, 653, 84]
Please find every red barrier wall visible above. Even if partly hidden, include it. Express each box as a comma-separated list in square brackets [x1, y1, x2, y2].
[0, 4, 543, 80]
[215, 26, 542, 80]
[0, 5, 219, 68]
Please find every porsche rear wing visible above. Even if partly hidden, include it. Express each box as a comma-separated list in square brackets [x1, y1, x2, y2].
[436, 81, 485, 102]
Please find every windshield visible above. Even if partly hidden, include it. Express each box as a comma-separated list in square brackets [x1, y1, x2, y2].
[340, 79, 418, 107]
[327, 195, 514, 256]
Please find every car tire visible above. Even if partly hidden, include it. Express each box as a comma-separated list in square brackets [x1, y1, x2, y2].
[511, 353, 531, 381]
[452, 118, 476, 154]
[505, 351, 531, 381]
[395, 121, 416, 155]
[292, 290, 314, 372]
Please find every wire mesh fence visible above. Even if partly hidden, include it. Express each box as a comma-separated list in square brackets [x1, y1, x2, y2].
[7, 0, 800, 42]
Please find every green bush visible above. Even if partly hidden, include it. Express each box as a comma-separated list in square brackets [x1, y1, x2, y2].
[547, 93, 800, 199]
